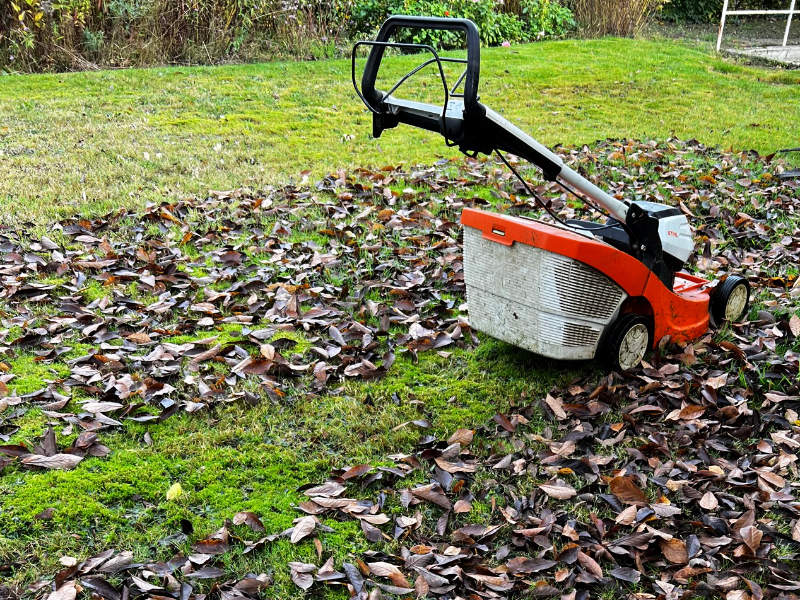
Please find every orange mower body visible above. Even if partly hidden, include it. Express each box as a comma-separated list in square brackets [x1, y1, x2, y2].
[461, 208, 713, 361]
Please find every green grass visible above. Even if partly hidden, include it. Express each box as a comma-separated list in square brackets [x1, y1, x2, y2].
[0, 341, 579, 595]
[2, 34, 799, 595]
[1, 37, 799, 224]
[7, 354, 70, 395]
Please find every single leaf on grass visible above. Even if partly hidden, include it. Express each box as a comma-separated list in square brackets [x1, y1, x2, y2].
[466, 572, 514, 592]
[47, 581, 78, 600]
[610, 567, 641, 583]
[289, 562, 316, 590]
[80, 576, 121, 600]
[342, 563, 365, 595]
[678, 405, 706, 420]
[129, 576, 161, 593]
[447, 428, 474, 446]
[660, 538, 689, 564]
[771, 431, 800, 448]
[290, 515, 316, 543]
[413, 572, 432, 597]
[189, 553, 214, 566]
[340, 464, 371, 480]
[609, 476, 648, 505]
[699, 491, 718, 510]
[80, 402, 124, 414]
[505, 557, 556, 574]
[192, 536, 229, 555]
[166, 482, 183, 500]
[576, 550, 602, 578]
[411, 484, 451, 510]
[368, 562, 410, 588]
[186, 566, 225, 579]
[493, 413, 515, 432]
[98, 551, 133, 574]
[674, 565, 712, 582]
[232, 511, 265, 532]
[303, 481, 345, 497]
[538, 481, 577, 500]
[789, 314, 800, 337]
[758, 470, 785, 489]
[453, 524, 502, 541]
[358, 513, 390, 525]
[544, 394, 567, 420]
[35, 507, 55, 520]
[234, 574, 272, 594]
[434, 457, 477, 473]
[744, 579, 764, 600]
[704, 374, 728, 390]
[126, 332, 152, 344]
[361, 520, 382, 542]
[22, 453, 82, 470]
[740, 525, 763, 553]
[615, 505, 638, 525]
[0, 444, 30, 457]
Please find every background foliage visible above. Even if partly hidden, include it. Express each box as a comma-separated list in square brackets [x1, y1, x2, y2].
[661, 0, 791, 22]
[567, 0, 664, 37]
[0, 0, 356, 71]
[2, 0, 791, 73]
[350, 0, 575, 48]
[0, 0, 574, 72]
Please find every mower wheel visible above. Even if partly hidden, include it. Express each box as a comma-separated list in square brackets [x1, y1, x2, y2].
[711, 275, 750, 325]
[603, 314, 652, 372]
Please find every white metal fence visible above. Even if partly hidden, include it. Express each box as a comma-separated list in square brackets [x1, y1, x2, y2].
[717, 0, 798, 50]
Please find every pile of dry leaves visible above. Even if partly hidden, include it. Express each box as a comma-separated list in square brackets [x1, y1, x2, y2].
[2, 138, 800, 599]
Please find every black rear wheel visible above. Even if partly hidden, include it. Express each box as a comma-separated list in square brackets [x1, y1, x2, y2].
[602, 314, 652, 372]
[710, 275, 750, 326]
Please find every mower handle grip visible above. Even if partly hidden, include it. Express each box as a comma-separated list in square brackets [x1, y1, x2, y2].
[360, 15, 481, 115]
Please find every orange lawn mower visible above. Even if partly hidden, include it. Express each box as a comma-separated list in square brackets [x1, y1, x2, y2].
[352, 16, 751, 371]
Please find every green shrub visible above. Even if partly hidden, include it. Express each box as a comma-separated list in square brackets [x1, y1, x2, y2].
[660, 0, 790, 23]
[0, 0, 573, 71]
[350, 0, 394, 35]
[350, 0, 575, 48]
[660, 0, 721, 22]
[521, 0, 576, 40]
[0, 0, 354, 71]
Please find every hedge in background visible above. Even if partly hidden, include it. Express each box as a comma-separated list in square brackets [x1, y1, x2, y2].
[350, 0, 575, 48]
[1, 0, 353, 72]
[661, 0, 790, 23]
[0, 0, 574, 72]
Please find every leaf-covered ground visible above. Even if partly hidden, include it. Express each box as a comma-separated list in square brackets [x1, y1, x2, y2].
[1, 139, 800, 600]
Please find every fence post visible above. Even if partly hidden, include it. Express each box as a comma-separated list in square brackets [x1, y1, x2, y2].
[783, 0, 796, 46]
[717, 0, 730, 52]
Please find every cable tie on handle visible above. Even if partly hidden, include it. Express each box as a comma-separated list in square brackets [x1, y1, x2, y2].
[494, 149, 624, 233]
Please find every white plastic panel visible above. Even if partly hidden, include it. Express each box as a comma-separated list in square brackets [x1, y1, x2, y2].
[463, 227, 628, 360]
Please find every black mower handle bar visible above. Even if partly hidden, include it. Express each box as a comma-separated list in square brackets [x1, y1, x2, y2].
[352, 15, 566, 182]
[359, 15, 481, 115]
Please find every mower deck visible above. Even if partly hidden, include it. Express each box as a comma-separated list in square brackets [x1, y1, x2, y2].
[461, 208, 712, 360]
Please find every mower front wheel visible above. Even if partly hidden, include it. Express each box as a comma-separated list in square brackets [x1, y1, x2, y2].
[711, 275, 750, 326]
[602, 314, 652, 372]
